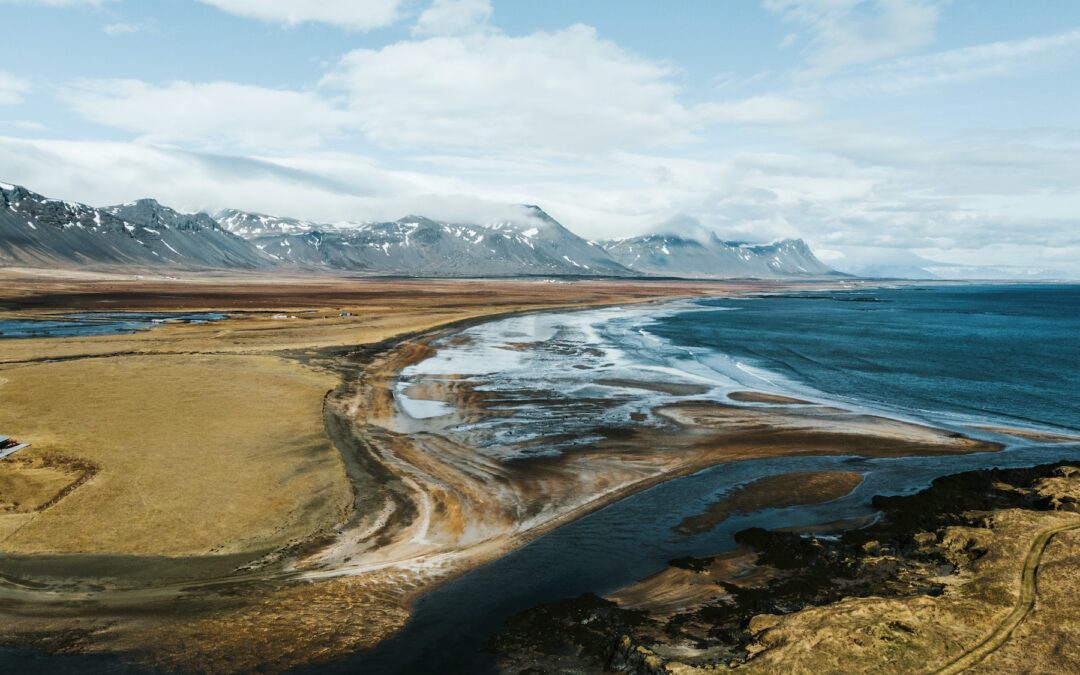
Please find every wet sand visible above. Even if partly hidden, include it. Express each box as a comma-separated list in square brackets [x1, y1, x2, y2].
[607, 549, 778, 616]
[971, 425, 1080, 443]
[728, 390, 813, 405]
[597, 378, 713, 396]
[674, 471, 865, 535]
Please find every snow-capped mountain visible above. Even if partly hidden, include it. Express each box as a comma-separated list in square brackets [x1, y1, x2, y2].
[0, 184, 272, 269]
[601, 233, 836, 278]
[215, 209, 325, 237]
[1, 181, 841, 278]
[246, 206, 633, 277]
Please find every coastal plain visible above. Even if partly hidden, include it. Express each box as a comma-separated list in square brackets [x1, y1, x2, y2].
[0, 268, 1073, 674]
[0, 268, 767, 670]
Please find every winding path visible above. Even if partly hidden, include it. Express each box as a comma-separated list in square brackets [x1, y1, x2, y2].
[932, 517, 1080, 675]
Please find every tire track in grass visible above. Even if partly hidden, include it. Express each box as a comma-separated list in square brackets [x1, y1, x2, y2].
[932, 518, 1080, 675]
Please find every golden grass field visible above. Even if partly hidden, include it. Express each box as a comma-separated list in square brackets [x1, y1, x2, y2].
[0, 354, 345, 557]
[735, 479, 1080, 675]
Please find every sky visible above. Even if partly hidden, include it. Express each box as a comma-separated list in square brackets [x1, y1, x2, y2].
[1, 0, 1078, 274]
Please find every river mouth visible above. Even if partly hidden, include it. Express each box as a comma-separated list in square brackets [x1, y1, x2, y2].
[336, 286, 1079, 673]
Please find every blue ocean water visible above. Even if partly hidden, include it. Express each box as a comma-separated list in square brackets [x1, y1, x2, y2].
[647, 284, 1080, 432]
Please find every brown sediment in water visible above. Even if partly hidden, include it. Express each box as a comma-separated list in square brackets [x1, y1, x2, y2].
[774, 514, 877, 535]
[655, 400, 1002, 458]
[673, 471, 866, 536]
[597, 378, 713, 396]
[970, 425, 1080, 443]
[608, 548, 777, 616]
[728, 390, 813, 405]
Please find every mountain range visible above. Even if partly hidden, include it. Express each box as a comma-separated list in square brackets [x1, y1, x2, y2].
[0, 184, 270, 270]
[1, 181, 837, 279]
[602, 233, 834, 278]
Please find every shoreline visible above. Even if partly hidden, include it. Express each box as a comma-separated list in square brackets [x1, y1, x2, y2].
[1, 278, 772, 671]
[309, 298, 1006, 670]
[490, 461, 1080, 674]
[5, 280, 818, 672]
[0, 278, 1033, 672]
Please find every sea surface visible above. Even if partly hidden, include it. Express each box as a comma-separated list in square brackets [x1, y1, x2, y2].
[349, 283, 1080, 673]
[646, 284, 1079, 433]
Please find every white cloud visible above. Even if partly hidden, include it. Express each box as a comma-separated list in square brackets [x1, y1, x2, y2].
[0, 136, 540, 225]
[700, 95, 820, 124]
[1, 132, 1077, 274]
[60, 79, 350, 151]
[103, 20, 158, 36]
[196, 0, 403, 31]
[9, 120, 47, 131]
[413, 0, 492, 36]
[0, 71, 31, 105]
[323, 25, 705, 153]
[828, 29, 1080, 94]
[764, 0, 941, 75]
[57, 26, 812, 159]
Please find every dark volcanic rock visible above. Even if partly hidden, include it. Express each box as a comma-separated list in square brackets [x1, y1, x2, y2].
[489, 593, 651, 674]
[489, 461, 1080, 673]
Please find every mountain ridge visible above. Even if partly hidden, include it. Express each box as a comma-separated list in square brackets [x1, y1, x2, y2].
[601, 232, 835, 278]
[1, 181, 839, 279]
[0, 183, 273, 270]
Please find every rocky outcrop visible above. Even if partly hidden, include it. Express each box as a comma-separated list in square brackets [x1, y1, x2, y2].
[489, 462, 1080, 673]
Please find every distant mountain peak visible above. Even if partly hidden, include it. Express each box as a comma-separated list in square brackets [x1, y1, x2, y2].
[396, 215, 440, 226]
[519, 204, 562, 227]
[602, 232, 835, 279]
